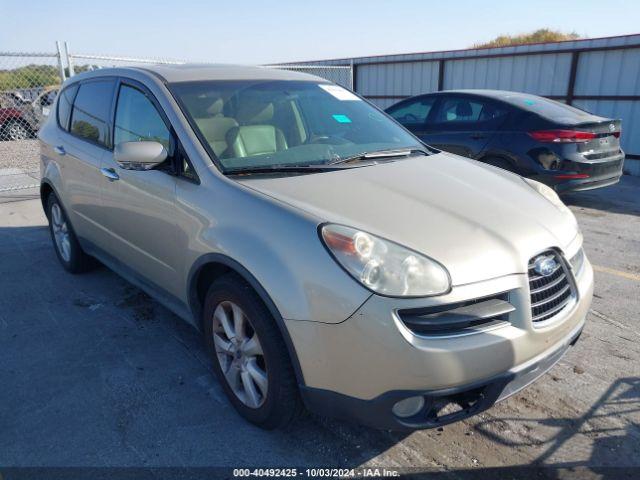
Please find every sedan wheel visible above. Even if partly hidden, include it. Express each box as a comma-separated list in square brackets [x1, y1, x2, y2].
[212, 300, 268, 408]
[6, 121, 29, 141]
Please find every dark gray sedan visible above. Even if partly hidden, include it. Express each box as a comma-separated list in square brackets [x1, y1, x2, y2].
[386, 90, 624, 192]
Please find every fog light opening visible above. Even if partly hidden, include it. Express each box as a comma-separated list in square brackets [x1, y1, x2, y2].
[392, 396, 425, 418]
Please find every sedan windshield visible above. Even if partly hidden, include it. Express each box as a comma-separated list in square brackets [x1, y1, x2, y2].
[171, 80, 423, 172]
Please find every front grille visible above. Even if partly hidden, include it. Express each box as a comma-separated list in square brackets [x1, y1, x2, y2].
[398, 292, 514, 336]
[528, 250, 574, 324]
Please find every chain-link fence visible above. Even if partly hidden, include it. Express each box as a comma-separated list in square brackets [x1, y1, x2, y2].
[0, 43, 354, 200]
[0, 51, 64, 198]
[262, 64, 353, 89]
[0, 46, 187, 198]
[0, 51, 63, 142]
[68, 53, 185, 73]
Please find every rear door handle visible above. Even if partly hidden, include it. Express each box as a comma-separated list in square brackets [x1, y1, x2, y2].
[100, 167, 120, 181]
[470, 134, 487, 140]
[54, 145, 66, 155]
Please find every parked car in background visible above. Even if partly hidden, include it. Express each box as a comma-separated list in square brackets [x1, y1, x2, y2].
[0, 91, 33, 141]
[386, 90, 624, 192]
[29, 87, 58, 128]
[39, 66, 592, 430]
[0, 87, 58, 141]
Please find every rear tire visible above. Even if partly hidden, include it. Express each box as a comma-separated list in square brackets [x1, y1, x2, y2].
[46, 193, 95, 273]
[203, 273, 302, 429]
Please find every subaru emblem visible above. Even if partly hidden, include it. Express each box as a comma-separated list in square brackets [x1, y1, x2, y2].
[534, 256, 557, 277]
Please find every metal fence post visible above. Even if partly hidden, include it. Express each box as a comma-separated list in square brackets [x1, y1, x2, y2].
[64, 41, 75, 77]
[437, 59, 445, 91]
[350, 59, 355, 92]
[566, 51, 580, 105]
[55, 41, 66, 83]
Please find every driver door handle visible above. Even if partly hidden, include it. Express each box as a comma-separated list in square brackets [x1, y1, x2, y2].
[470, 134, 486, 140]
[100, 167, 120, 181]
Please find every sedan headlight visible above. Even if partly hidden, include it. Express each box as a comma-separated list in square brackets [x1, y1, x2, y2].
[523, 178, 572, 215]
[320, 224, 450, 297]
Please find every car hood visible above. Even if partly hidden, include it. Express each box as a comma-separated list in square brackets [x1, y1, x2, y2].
[236, 152, 579, 286]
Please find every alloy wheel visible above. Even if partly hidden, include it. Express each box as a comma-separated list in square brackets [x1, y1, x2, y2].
[7, 122, 28, 141]
[212, 300, 268, 408]
[51, 203, 71, 262]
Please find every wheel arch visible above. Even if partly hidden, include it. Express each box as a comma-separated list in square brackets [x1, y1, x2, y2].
[187, 253, 307, 387]
[40, 179, 59, 215]
[478, 153, 518, 172]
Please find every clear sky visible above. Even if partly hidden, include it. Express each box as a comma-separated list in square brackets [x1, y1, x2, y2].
[2, 0, 639, 64]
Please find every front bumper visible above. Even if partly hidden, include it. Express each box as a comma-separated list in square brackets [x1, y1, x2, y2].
[300, 320, 584, 430]
[286, 246, 593, 430]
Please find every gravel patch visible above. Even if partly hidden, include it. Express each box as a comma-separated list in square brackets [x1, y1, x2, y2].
[0, 139, 40, 172]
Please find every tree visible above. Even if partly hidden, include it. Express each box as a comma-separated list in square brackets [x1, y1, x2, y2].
[473, 29, 581, 49]
[0, 65, 61, 91]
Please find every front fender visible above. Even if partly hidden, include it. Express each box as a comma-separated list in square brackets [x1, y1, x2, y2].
[178, 175, 371, 325]
[193, 221, 371, 324]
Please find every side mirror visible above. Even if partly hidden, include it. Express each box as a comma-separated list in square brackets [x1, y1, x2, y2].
[114, 141, 168, 171]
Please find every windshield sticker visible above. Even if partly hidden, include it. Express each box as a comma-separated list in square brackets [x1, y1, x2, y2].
[524, 99, 536, 106]
[332, 114, 352, 123]
[319, 84, 360, 101]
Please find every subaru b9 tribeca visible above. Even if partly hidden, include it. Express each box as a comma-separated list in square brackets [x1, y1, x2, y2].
[38, 65, 593, 430]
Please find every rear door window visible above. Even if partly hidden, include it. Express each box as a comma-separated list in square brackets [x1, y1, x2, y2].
[387, 96, 435, 130]
[70, 80, 116, 147]
[432, 96, 508, 131]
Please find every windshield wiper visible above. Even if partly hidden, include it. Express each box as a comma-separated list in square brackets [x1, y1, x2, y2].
[225, 164, 343, 175]
[328, 148, 429, 166]
[225, 148, 431, 175]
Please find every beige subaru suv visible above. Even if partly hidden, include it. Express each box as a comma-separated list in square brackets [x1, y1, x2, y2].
[38, 65, 593, 430]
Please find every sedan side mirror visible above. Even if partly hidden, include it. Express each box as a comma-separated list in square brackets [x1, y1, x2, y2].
[114, 141, 168, 171]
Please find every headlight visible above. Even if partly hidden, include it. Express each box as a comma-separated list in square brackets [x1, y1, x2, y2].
[523, 178, 572, 215]
[320, 224, 451, 297]
[569, 247, 585, 276]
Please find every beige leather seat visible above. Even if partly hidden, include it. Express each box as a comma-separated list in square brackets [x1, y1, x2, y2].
[193, 98, 238, 156]
[226, 100, 287, 158]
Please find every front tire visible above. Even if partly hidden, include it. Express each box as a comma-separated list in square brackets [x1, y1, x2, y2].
[46, 193, 95, 273]
[203, 274, 302, 429]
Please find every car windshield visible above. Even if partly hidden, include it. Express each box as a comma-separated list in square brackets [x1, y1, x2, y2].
[171, 80, 423, 172]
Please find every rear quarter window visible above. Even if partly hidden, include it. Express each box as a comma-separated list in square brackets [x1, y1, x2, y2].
[56, 84, 79, 131]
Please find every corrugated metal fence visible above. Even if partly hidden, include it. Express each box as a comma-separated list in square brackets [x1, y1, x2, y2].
[286, 34, 640, 175]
